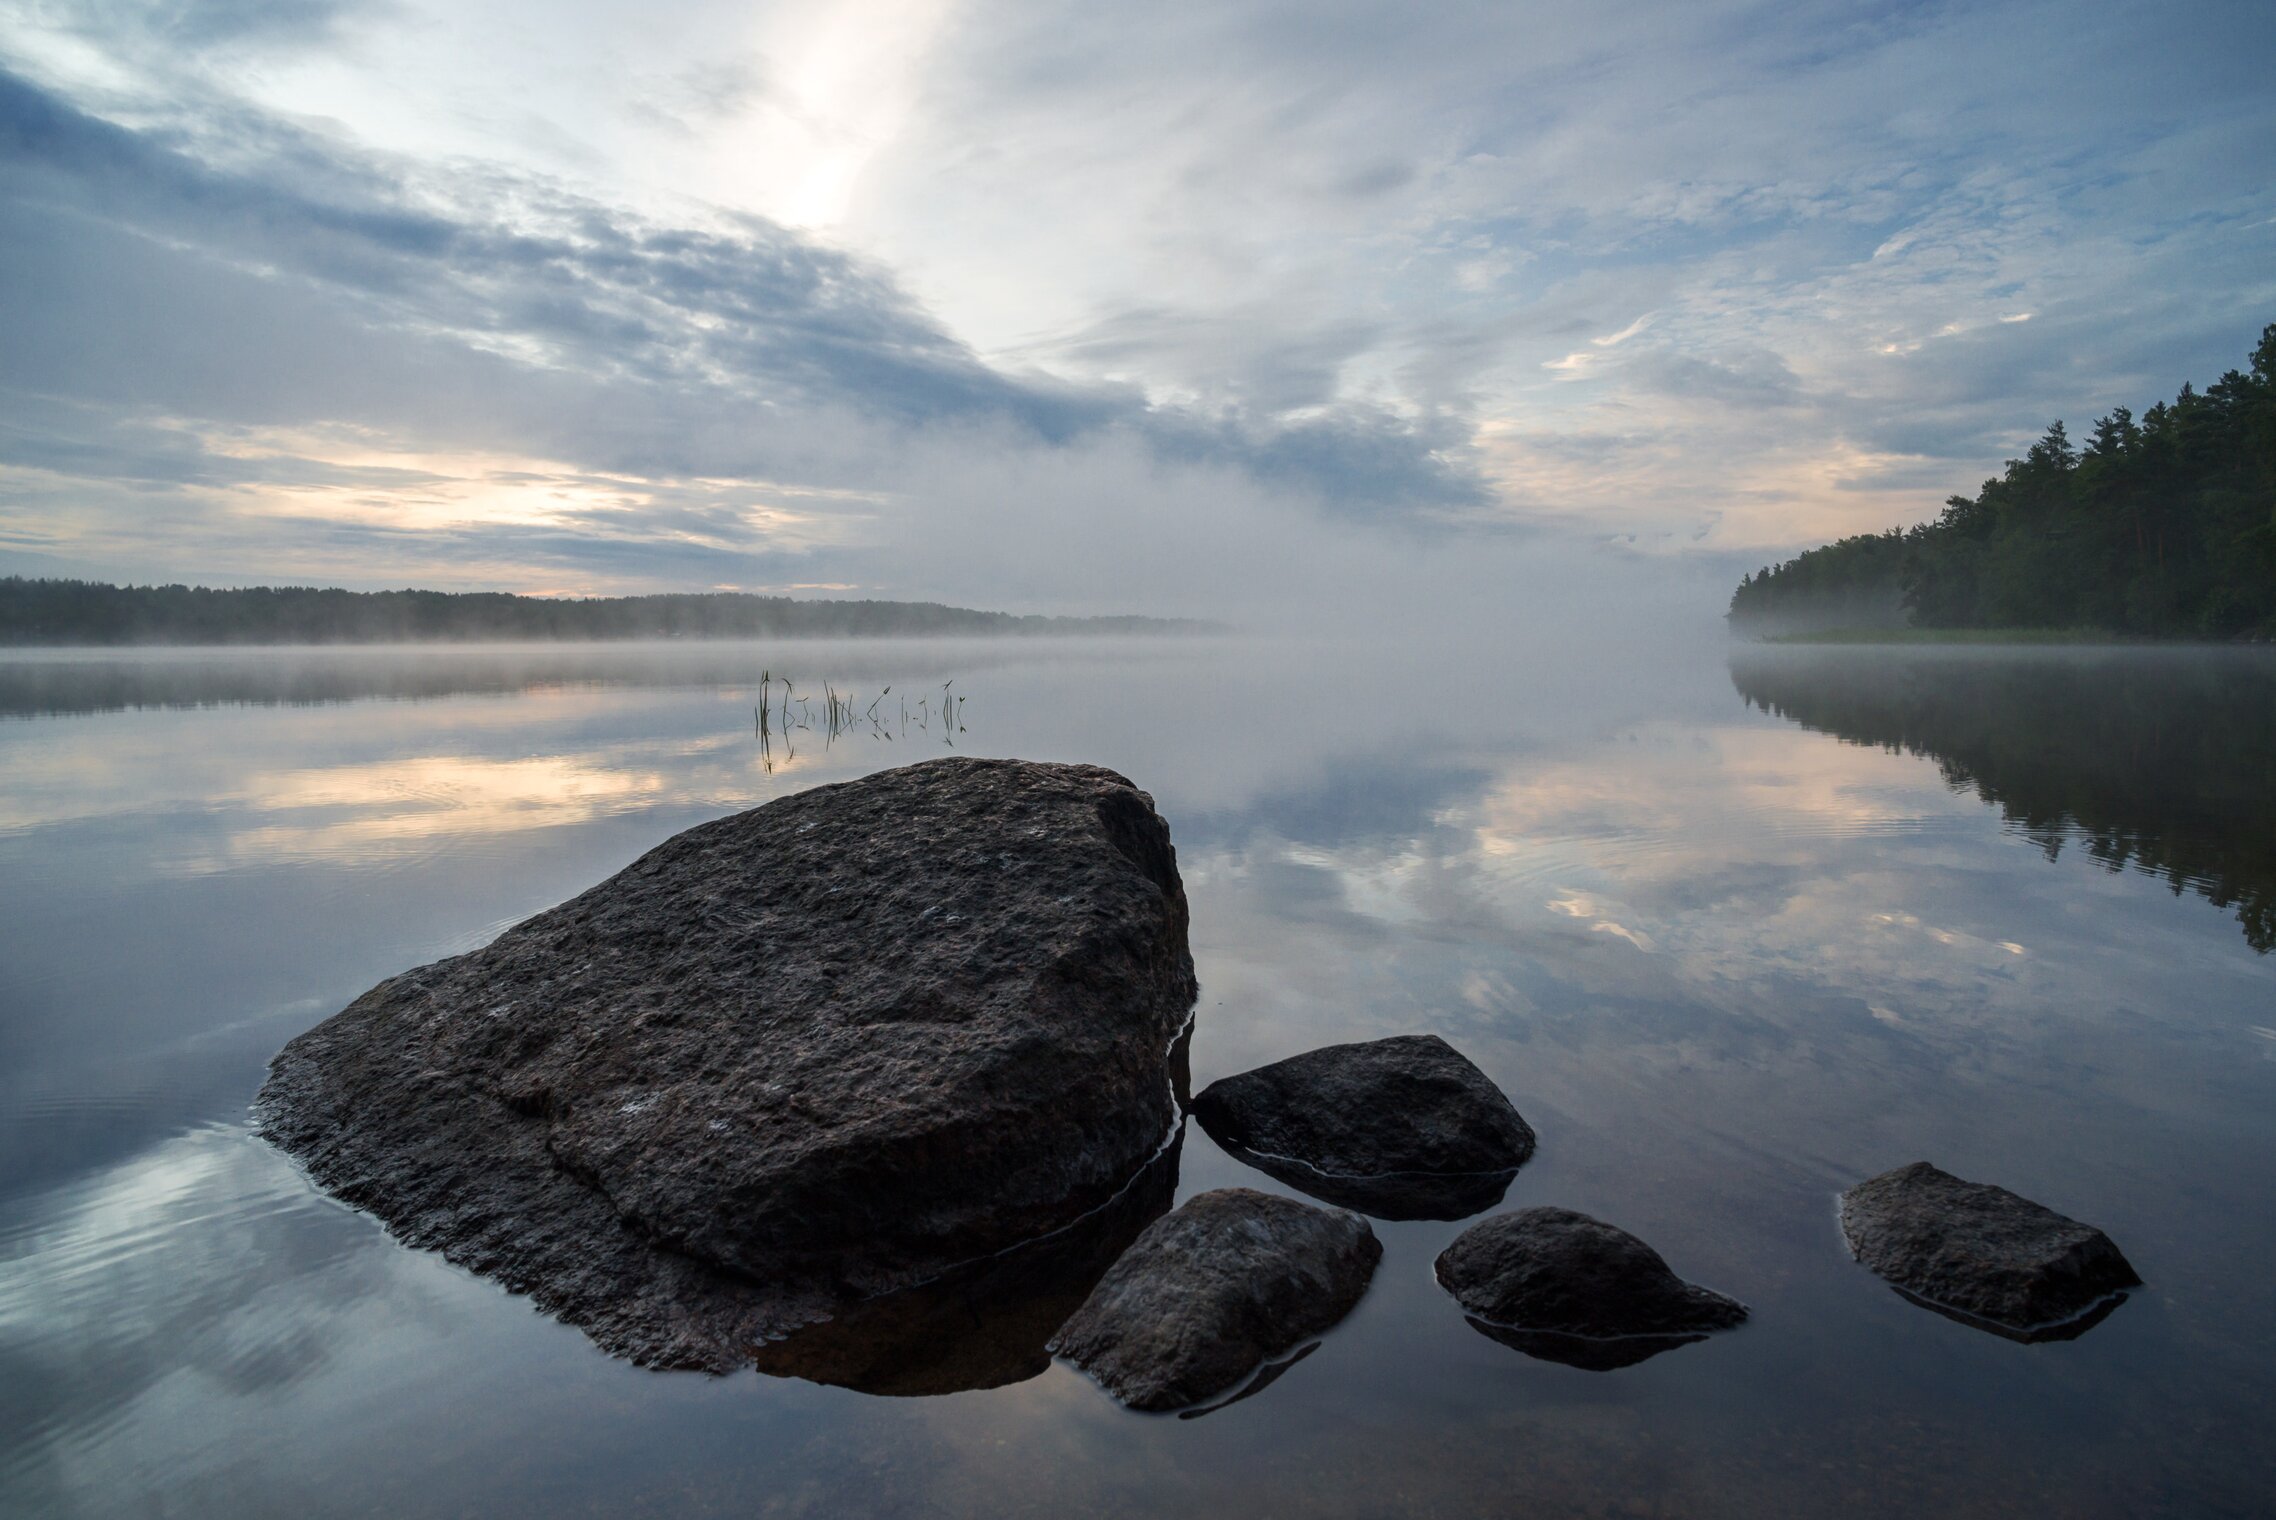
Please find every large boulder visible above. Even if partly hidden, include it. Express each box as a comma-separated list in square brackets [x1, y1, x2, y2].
[1191, 1034, 1533, 1219]
[1048, 1188, 1381, 1412]
[1839, 1162, 2141, 1340]
[258, 757, 1199, 1370]
[1435, 1207, 1747, 1370]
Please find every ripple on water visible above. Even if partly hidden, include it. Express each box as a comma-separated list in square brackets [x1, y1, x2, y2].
[0, 1124, 375, 1496]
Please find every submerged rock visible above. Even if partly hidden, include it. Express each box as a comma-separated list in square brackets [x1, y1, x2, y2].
[1191, 1034, 1534, 1220]
[1048, 1187, 1381, 1412]
[258, 757, 1198, 1370]
[1435, 1207, 1747, 1370]
[1839, 1162, 2141, 1340]
[1177, 1342, 1318, 1420]
[750, 1135, 1182, 1396]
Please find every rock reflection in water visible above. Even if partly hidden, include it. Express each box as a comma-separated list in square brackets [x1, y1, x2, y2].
[1203, 1140, 1516, 1222]
[1177, 1342, 1319, 1420]
[1459, 1319, 1708, 1371]
[1888, 1286, 2130, 1345]
[748, 1134, 1182, 1396]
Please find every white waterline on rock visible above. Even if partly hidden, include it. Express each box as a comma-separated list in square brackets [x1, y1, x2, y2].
[1832, 1190, 2138, 1337]
[1427, 1260, 1742, 1343]
[1223, 1140, 1519, 1185]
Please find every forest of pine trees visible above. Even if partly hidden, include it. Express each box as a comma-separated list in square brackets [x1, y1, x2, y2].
[1729, 322, 2276, 637]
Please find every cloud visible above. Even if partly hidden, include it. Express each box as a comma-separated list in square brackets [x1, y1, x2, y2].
[0, 64, 1498, 601]
[1592, 315, 1653, 348]
[2, 0, 2273, 599]
[1629, 346, 1803, 408]
[54, 0, 382, 54]
[844, 0, 2275, 550]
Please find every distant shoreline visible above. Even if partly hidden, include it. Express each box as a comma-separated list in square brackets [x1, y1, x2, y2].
[0, 578, 1219, 645]
[1737, 626, 2272, 647]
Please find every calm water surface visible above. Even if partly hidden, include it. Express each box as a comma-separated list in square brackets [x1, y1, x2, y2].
[3, 636, 2273, 1518]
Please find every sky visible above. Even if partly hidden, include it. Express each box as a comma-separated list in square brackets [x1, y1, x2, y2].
[0, 0, 2271, 618]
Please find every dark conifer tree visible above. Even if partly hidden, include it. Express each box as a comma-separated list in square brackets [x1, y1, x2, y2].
[1728, 321, 2276, 637]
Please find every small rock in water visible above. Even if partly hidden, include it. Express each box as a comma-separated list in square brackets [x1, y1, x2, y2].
[1839, 1162, 2141, 1340]
[1048, 1187, 1381, 1412]
[257, 757, 1198, 1370]
[1435, 1207, 1747, 1370]
[1191, 1034, 1534, 1220]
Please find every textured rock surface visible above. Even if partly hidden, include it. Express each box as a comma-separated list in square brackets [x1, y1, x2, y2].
[1191, 1034, 1533, 1219]
[1435, 1207, 1747, 1369]
[1048, 1188, 1380, 1411]
[1840, 1162, 2141, 1339]
[258, 757, 1198, 1370]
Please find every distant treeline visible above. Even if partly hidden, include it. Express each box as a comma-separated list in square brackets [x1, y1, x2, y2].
[1729, 322, 2276, 638]
[0, 580, 1205, 645]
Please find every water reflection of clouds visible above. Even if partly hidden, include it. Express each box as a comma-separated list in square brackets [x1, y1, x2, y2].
[217, 754, 671, 860]
[1545, 894, 1655, 952]
[1468, 726, 1962, 861]
[1463, 729, 2037, 1008]
[1, 742, 683, 871]
[0, 1126, 390, 1505]
[4, 708, 802, 870]
[3, 677, 2236, 1070]
[1192, 716, 2224, 1083]
[1730, 648, 2276, 957]
[5, 645, 2274, 1514]
[0, 680, 962, 866]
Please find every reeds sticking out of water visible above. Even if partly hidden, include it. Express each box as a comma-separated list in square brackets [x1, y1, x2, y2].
[754, 673, 966, 774]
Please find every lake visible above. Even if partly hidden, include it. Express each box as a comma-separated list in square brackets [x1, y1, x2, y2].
[3, 635, 2273, 1518]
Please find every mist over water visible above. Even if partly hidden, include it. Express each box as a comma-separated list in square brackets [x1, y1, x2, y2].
[4, 632, 2273, 1517]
